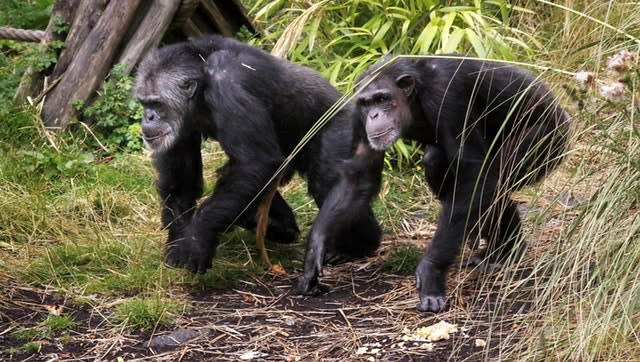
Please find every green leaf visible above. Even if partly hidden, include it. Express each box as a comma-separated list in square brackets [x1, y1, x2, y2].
[412, 22, 439, 54]
[443, 27, 464, 53]
[465, 29, 486, 57]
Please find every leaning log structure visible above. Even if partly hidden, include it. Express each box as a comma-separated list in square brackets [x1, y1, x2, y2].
[1, 0, 253, 129]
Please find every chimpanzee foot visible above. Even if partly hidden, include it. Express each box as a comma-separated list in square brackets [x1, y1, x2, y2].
[296, 274, 329, 296]
[415, 258, 449, 313]
[417, 294, 448, 313]
[164, 234, 215, 275]
[265, 220, 300, 244]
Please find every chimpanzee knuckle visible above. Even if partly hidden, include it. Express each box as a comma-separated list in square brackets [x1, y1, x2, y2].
[417, 295, 448, 313]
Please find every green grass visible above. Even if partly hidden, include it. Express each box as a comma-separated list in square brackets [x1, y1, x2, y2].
[382, 245, 423, 276]
[1, 0, 639, 360]
[113, 295, 185, 332]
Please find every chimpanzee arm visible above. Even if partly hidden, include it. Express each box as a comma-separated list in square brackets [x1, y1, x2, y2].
[168, 94, 285, 274]
[153, 131, 203, 256]
[422, 144, 450, 198]
[298, 141, 384, 295]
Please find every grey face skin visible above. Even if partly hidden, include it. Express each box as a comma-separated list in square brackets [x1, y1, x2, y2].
[356, 74, 415, 151]
[135, 54, 201, 154]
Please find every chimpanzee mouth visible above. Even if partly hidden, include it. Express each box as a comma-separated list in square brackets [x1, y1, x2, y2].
[368, 128, 398, 151]
[142, 132, 170, 141]
[369, 128, 394, 139]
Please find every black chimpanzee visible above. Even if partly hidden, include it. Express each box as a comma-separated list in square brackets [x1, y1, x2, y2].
[134, 35, 384, 284]
[355, 56, 570, 312]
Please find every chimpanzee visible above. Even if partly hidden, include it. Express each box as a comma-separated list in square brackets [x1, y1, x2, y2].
[134, 35, 383, 284]
[355, 56, 570, 312]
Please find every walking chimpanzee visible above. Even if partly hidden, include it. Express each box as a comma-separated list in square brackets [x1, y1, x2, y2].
[354, 56, 569, 312]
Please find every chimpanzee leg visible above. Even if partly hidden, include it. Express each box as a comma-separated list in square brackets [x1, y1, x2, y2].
[233, 190, 300, 244]
[465, 197, 522, 270]
[416, 159, 499, 312]
[263, 192, 300, 243]
[169, 159, 282, 274]
[324, 206, 380, 264]
[214, 162, 299, 243]
[485, 199, 522, 261]
[153, 132, 204, 266]
[415, 200, 469, 312]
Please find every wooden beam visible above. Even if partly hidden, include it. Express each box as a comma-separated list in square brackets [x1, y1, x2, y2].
[117, 0, 182, 73]
[42, 0, 143, 129]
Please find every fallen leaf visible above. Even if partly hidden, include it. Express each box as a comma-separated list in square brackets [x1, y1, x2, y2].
[271, 263, 287, 276]
[45, 304, 64, 316]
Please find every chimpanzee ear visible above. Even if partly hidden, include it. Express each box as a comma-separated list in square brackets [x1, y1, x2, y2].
[181, 79, 198, 98]
[396, 75, 415, 97]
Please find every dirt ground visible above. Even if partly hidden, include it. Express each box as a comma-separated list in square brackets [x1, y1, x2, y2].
[0, 222, 565, 362]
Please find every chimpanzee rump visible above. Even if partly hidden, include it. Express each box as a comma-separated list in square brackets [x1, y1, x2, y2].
[134, 35, 383, 286]
[355, 56, 570, 312]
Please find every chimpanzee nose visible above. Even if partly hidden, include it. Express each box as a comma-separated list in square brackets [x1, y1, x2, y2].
[145, 109, 156, 122]
[370, 111, 379, 119]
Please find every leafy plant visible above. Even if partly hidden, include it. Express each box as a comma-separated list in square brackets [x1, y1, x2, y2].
[19, 148, 95, 178]
[42, 315, 77, 332]
[246, 0, 531, 168]
[80, 64, 144, 152]
[0, 0, 52, 29]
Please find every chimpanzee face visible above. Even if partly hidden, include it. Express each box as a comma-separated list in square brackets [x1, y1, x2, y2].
[135, 53, 201, 153]
[356, 74, 415, 151]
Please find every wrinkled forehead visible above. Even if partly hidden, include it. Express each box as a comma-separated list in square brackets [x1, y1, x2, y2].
[358, 76, 395, 100]
[135, 59, 184, 97]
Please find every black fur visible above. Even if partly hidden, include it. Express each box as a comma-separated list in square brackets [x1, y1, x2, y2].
[356, 56, 570, 312]
[135, 35, 383, 286]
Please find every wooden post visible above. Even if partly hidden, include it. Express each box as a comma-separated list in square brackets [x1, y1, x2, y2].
[14, 0, 79, 102]
[117, 0, 182, 74]
[41, 0, 142, 129]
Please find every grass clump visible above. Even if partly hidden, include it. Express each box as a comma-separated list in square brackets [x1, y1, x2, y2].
[113, 296, 185, 332]
[382, 245, 422, 276]
[10, 327, 39, 342]
[42, 315, 77, 332]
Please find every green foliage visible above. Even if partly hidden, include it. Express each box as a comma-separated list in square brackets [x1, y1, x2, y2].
[19, 148, 95, 178]
[246, 0, 530, 169]
[0, 0, 52, 29]
[383, 245, 422, 275]
[11, 327, 39, 342]
[42, 315, 76, 332]
[114, 296, 184, 332]
[80, 64, 144, 152]
[8, 314, 75, 352]
[51, 16, 69, 35]
[23, 342, 41, 353]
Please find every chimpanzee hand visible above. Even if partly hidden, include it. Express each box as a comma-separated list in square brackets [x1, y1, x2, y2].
[415, 257, 448, 313]
[297, 271, 329, 296]
[164, 229, 215, 275]
[296, 231, 329, 296]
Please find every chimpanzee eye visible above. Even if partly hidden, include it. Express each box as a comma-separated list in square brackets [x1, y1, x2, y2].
[376, 94, 389, 103]
[180, 80, 194, 90]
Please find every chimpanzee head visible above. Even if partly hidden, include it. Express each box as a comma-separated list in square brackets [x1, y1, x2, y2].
[355, 57, 419, 151]
[134, 45, 205, 153]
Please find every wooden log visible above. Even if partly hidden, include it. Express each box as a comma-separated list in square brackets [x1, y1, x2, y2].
[49, 0, 108, 82]
[116, 0, 182, 74]
[41, 0, 142, 129]
[14, 0, 79, 102]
